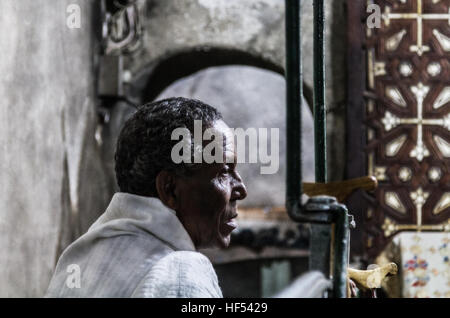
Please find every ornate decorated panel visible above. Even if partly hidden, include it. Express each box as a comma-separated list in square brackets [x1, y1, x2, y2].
[347, 0, 450, 260]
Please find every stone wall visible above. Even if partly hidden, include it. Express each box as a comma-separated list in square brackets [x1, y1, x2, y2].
[126, 0, 348, 181]
[0, 0, 109, 297]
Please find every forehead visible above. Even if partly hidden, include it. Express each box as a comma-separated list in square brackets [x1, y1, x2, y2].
[213, 120, 233, 143]
[205, 120, 236, 161]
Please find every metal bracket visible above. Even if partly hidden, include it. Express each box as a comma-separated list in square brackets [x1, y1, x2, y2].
[299, 195, 352, 298]
[101, 0, 141, 55]
[97, 0, 142, 106]
[98, 55, 124, 98]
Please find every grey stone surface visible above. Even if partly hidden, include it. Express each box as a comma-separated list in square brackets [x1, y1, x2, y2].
[0, 0, 109, 297]
[131, 0, 285, 73]
[128, 0, 347, 181]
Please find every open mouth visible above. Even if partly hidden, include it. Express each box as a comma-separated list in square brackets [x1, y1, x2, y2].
[222, 214, 238, 232]
[225, 218, 238, 228]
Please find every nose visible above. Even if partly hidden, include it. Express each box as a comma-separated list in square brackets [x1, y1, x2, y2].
[231, 171, 247, 201]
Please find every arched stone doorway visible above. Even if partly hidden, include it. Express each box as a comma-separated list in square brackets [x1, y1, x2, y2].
[155, 64, 315, 207]
[101, 48, 315, 207]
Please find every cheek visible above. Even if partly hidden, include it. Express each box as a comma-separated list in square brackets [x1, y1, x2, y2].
[183, 177, 232, 229]
[195, 178, 230, 229]
[210, 177, 232, 208]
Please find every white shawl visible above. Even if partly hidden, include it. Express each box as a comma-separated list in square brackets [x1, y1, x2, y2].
[45, 192, 222, 298]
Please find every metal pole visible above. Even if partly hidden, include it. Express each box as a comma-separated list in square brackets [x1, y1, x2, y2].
[309, 0, 333, 287]
[332, 205, 350, 298]
[313, 0, 327, 183]
[285, 0, 303, 217]
[284, 0, 350, 299]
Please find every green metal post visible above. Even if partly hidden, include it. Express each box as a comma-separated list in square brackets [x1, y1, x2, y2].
[284, 0, 350, 299]
[285, 0, 303, 215]
[313, 0, 327, 183]
[332, 205, 350, 298]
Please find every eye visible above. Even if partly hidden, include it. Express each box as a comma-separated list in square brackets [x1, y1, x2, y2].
[219, 165, 231, 176]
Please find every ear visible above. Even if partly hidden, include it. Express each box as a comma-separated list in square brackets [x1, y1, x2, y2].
[155, 170, 179, 210]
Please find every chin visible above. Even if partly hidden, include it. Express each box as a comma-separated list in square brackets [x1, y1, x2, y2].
[218, 235, 231, 248]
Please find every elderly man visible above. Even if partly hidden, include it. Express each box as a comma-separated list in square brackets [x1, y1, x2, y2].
[46, 97, 247, 297]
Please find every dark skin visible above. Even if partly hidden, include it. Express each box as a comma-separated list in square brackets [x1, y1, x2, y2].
[155, 120, 247, 249]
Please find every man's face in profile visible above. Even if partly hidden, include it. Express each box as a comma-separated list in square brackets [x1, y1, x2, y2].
[175, 120, 247, 249]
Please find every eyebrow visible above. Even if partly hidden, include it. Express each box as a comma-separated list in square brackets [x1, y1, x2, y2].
[224, 153, 237, 164]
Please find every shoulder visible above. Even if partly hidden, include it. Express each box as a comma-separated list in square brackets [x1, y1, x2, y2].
[150, 251, 218, 282]
[162, 251, 214, 270]
[132, 251, 223, 298]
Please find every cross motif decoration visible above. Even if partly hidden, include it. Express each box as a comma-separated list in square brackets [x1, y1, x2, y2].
[379, 82, 450, 236]
[346, 0, 450, 259]
[382, 190, 450, 238]
[381, 82, 450, 162]
[383, 0, 450, 55]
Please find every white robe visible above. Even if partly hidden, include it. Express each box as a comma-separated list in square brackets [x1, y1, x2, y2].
[45, 192, 223, 298]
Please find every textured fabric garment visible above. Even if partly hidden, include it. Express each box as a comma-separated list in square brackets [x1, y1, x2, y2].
[376, 232, 450, 298]
[399, 232, 450, 298]
[45, 192, 223, 298]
